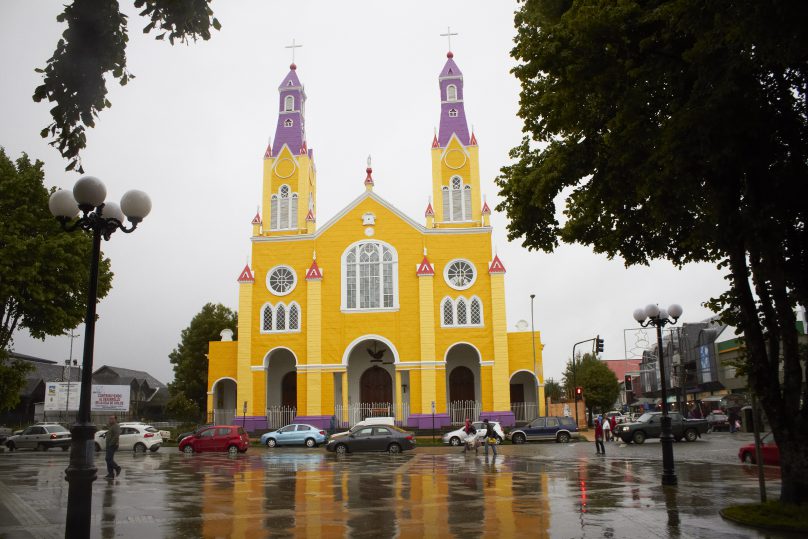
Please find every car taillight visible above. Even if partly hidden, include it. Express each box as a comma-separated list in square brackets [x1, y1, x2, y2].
[144, 433, 154, 438]
[319, 431, 326, 436]
[50, 434, 57, 439]
[405, 435, 413, 440]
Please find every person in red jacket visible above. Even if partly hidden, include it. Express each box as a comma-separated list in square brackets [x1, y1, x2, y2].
[609, 415, 617, 442]
[594, 418, 605, 455]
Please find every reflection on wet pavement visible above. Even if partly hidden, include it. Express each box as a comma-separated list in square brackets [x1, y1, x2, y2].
[0, 446, 795, 538]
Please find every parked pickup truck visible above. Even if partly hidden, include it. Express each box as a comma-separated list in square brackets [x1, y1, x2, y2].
[616, 412, 708, 444]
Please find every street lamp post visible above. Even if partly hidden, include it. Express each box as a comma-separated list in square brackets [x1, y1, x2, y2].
[633, 303, 683, 486]
[49, 176, 151, 538]
[530, 294, 538, 415]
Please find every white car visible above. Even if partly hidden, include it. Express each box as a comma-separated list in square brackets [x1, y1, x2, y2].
[95, 424, 163, 453]
[442, 421, 505, 446]
[119, 422, 171, 441]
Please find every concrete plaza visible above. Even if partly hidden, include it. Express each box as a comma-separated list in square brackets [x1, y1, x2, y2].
[0, 433, 794, 538]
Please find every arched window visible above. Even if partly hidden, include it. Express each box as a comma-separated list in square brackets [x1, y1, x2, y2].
[445, 176, 471, 222]
[259, 302, 302, 333]
[342, 241, 398, 310]
[284, 118, 293, 127]
[271, 185, 298, 230]
[441, 296, 483, 328]
[448, 108, 458, 118]
[442, 298, 454, 326]
[284, 95, 294, 111]
[262, 304, 273, 331]
[446, 84, 457, 101]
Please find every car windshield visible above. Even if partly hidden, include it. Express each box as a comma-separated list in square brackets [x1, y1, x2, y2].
[637, 413, 655, 423]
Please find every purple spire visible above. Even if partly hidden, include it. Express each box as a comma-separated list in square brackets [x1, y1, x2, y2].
[272, 64, 308, 156]
[437, 52, 470, 147]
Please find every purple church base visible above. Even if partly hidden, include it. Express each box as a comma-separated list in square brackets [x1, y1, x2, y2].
[234, 416, 267, 432]
[405, 413, 451, 430]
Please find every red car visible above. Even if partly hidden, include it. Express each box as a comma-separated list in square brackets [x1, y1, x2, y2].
[738, 433, 779, 465]
[178, 425, 249, 456]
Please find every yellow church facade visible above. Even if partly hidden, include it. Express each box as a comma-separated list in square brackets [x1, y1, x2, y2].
[207, 52, 544, 431]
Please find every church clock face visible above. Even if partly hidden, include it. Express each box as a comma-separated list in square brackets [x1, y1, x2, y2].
[444, 259, 476, 290]
[267, 265, 296, 296]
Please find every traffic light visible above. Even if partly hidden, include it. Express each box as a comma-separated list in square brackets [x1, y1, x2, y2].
[575, 386, 583, 400]
[624, 375, 633, 391]
[596, 335, 605, 353]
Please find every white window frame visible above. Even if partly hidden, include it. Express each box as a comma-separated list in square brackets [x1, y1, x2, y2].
[266, 265, 297, 296]
[270, 185, 298, 230]
[341, 240, 399, 312]
[446, 84, 457, 101]
[284, 95, 294, 112]
[444, 176, 471, 222]
[440, 295, 484, 328]
[444, 259, 477, 290]
[259, 301, 302, 334]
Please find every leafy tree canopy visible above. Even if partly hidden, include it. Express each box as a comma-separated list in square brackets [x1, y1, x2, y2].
[33, 0, 221, 173]
[561, 353, 620, 414]
[0, 147, 112, 410]
[168, 303, 237, 413]
[544, 378, 563, 402]
[498, 0, 808, 503]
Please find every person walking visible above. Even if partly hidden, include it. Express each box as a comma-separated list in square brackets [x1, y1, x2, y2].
[462, 418, 477, 454]
[594, 418, 605, 455]
[603, 415, 612, 442]
[609, 415, 617, 441]
[483, 419, 498, 458]
[104, 415, 122, 479]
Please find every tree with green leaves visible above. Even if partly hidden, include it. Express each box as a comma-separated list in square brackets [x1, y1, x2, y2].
[168, 303, 237, 413]
[562, 353, 620, 423]
[497, 0, 808, 503]
[0, 147, 113, 411]
[33, 0, 221, 173]
[544, 379, 563, 402]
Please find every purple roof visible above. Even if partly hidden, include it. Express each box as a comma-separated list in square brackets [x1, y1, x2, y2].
[272, 65, 309, 157]
[437, 54, 470, 147]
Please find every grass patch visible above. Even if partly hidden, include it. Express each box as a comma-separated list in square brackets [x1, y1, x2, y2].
[721, 501, 808, 533]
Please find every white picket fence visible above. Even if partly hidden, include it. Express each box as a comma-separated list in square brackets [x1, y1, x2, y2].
[333, 402, 410, 427]
[511, 402, 539, 423]
[449, 400, 481, 425]
[266, 406, 296, 429]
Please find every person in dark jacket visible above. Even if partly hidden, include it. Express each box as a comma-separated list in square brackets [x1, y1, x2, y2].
[104, 415, 122, 479]
[483, 419, 498, 457]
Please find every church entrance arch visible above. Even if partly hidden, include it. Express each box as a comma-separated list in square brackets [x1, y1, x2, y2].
[264, 347, 297, 428]
[510, 370, 539, 423]
[212, 377, 237, 425]
[445, 343, 482, 424]
[342, 336, 401, 426]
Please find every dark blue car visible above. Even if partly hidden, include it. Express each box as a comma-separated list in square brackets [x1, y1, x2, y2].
[508, 416, 580, 444]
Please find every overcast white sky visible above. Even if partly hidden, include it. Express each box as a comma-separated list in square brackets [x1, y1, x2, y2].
[2, 1, 727, 385]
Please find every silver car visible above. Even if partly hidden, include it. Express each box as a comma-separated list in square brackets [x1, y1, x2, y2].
[5, 423, 71, 451]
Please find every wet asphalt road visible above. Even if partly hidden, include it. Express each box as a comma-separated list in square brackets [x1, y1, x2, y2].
[0, 432, 795, 538]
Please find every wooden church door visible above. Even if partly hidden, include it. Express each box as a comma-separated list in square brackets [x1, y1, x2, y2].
[449, 366, 475, 402]
[281, 371, 297, 408]
[360, 366, 393, 404]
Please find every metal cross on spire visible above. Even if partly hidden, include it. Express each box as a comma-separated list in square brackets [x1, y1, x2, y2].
[285, 38, 303, 63]
[440, 26, 458, 51]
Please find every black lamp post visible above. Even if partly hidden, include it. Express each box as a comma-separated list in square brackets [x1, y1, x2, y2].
[49, 176, 151, 538]
[633, 303, 683, 486]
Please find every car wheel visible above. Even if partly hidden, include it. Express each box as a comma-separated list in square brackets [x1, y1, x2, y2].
[61, 445, 69, 451]
[305, 438, 316, 448]
[388, 443, 402, 454]
[495, 435, 503, 445]
[449, 436, 461, 446]
[632, 431, 646, 444]
[335, 444, 348, 455]
[557, 432, 571, 443]
[512, 433, 526, 445]
[94, 443, 101, 452]
[227, 445, 238, 456]
[150, 445, 160, 452]
[6, 442, 15, 452]
[37, 443, 46, 452]
[266, 438, 277, 448]
[684, 429, 698, 442]
[742, 452, 754, 464]
[133, 443, 147, 454]
[183, 445, 194, 455]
